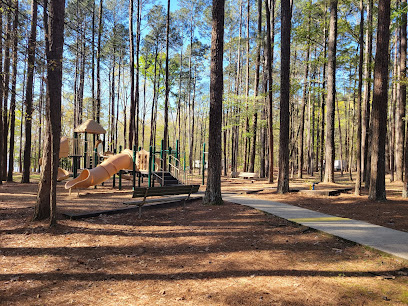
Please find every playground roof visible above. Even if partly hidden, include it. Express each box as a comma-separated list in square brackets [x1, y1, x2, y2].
[74, 119, 106, 134]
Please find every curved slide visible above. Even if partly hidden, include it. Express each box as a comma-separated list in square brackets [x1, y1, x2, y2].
[58, 168, 70, 181]
[65, 149, 134, 190]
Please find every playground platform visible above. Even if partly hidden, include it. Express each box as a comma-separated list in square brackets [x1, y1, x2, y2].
[223, 193, 408, 261]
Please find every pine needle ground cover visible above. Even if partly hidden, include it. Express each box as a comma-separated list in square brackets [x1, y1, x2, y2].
[1, 180, 408, 305]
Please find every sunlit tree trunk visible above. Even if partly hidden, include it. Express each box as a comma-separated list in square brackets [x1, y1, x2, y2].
[204, 0, 224, 205]
[324, 0, 337, 183]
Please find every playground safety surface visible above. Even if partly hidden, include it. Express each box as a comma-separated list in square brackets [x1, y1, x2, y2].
[1, 178, 408, 305]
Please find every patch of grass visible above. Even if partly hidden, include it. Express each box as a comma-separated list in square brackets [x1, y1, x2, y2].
[11, 172, 41, 183]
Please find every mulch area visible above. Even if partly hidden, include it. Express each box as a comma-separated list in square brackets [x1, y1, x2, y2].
[1, 179, 408, 304]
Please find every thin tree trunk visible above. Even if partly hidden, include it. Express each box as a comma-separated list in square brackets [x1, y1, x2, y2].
[362, 0, 373, 184]
[2, 5, 12, 180]
[298, 30, 310, 179]
[149, 49, 159, 147]
[135, 0, 140, 149]
[243, 0, 250, 172]
[396, 0, 405, 181]
[401, 0, 408, 197]
[96, 0, 103, 123]
[324, 0, 337, 183]
[336, 99, 344, 176]
[249, 0, 262, 173]
[320, 3, 327, 181]
[129, 0, 135, 149]
[266, 0, 275, 183]
[92, 0, 95, 120]
[7, 0, 18, 182]
[163, 0, 170, 170]
[355, 0, 364, 195]
[391, 38, 398, 182]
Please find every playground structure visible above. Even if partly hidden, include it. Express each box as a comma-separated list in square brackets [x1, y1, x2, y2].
[58, 119, 208, 192]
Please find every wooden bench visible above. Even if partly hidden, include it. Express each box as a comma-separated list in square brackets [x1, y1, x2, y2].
[124, 185, 200, 218]
[238, 172, 259, 179]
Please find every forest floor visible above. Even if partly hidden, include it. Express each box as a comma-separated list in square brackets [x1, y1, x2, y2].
[1, 172, 408, 305]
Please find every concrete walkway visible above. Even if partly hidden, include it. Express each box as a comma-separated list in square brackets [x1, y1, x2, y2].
[222, 194, 408, 261]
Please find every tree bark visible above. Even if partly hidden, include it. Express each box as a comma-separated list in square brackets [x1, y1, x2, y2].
[324, 0, 337, 183]
[362, 0, 373, 185]
[277, 0, 291, 193]
[203, 0, 224, 205]
[2, 5, 12, 181]
[22, 0, 37, 183]
[163, 0, 170, 170]
[298, 27, 310, 179]
[355, 0, 364, 195]
[0, 3, 3, 185]
[401, 0, 408, 197]
[129, 0, 135, 149]
[396, 0, 405, 181]
[249, 0, 262, 173]
[96, 0, 103, 123]
[368, 0, 390, 201]
[7, 0, 18, 182]
[266, 0, 275, 183]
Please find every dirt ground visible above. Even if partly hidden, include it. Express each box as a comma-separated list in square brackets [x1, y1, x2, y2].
[1, 173, 408, 305]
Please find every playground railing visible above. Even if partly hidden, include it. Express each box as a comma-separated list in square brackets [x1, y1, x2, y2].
[153, 156, 166, 186]
[151, 153, 191, 185]
[168, 156, 190, 185]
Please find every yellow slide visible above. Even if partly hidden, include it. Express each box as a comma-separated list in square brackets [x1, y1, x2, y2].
[65, 149, 134, 190]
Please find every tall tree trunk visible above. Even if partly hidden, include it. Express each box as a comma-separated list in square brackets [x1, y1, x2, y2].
[135, 0, 140, 149]
[401, 0, 408, 197]
[163, 0, 170, 170]
[231, 0, 243, 175]
[203, 0, 224, 205]
[355, 0, 364, 195]
[298, 24, 310, 179]
[92, 0, 95, 120]
[111, 52, 116, 150]
[7, 0, 18, 182]
[149, 50, 159, 147]
[320, 4, 328, 181]
[362, 0, 373, 185]
[266, 0, 275, 183]
[129, 0, 135, 149]
[142, 67, 147, 148]
[249, 0, 262, 173]
[2, 5, 12, 180]
[78, 38, 85, 125]
[47, 0, 65, 225]
[391, 36, 398, 182]
[277, 0, 291, 193]
[0, 3, 3, 185]
[243, 0, 250, 172]
[336, 98, 344, 176]
[369, 0, 390, 201]
[96, 0, 103, 123]
[396, 0, 405, 181]
[324, 0, 337, 183]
